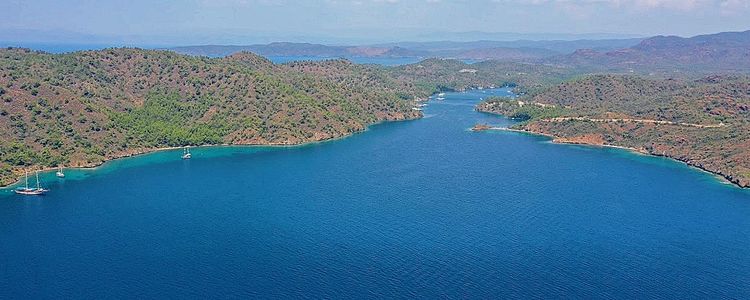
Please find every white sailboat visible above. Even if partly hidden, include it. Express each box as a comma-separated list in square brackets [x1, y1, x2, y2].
[182, 147, 192, 159]
[15, 170, 48, 195]
[56, 166, 65, 178]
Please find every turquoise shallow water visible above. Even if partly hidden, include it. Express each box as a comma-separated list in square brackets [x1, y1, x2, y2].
[1, 88, 749, 299]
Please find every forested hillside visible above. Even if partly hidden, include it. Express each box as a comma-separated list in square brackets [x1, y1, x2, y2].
[389, 58, 576, 94]
[13, 44, 747, 188]
[477, 75, 750, 187]
[2, 47, 572, 185]
[0, 48, 433, 185]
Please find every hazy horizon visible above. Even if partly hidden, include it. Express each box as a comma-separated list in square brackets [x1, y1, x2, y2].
[2, 0, 749, 47]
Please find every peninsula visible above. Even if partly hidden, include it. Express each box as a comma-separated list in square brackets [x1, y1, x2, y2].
[477, 75, 750, 188]
[0, 48, 423, 186]
[1, 48, 560, 186]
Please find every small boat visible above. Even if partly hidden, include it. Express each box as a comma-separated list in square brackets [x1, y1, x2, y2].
[56, 166, 65, 178]
[182, 147, 192, 159]
[438, 93, 446, 97]
[436, 97, 445, 101]
[15, 170, 48, 196]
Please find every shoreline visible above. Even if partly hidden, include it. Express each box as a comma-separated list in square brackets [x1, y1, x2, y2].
[1, 114, 422, 190]
[1, 86, 509, 190]
[477, 126, 750, 189]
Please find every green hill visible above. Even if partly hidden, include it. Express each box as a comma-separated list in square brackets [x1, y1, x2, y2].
[478, 75, 750, 187]
[0, 48, 431, 185]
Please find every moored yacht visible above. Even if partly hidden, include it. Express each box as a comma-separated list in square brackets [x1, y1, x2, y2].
[56, 166, 65, 178]
[15, 170, 49, 196]
[182, 147, 192, 159]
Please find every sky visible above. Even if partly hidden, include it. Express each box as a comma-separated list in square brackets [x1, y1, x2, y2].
[1, 0, 749, 45]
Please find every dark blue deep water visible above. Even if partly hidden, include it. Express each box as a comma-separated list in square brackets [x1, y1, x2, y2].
[1, 89, 749, 299]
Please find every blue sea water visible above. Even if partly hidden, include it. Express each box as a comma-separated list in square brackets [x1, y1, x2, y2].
[0, 43, 476, 66]
[1, 88, 749, 299]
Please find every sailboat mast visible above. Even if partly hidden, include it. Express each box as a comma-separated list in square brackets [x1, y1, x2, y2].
[36, 171, 40, 189]
[25, 170, 29, 189]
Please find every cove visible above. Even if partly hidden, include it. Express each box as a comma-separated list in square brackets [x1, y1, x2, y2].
[1, 88, 749, 299]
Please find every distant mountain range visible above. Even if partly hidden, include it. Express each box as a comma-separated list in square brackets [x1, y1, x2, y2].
[0, 28, 641, 46]
[372, 38, 644, 54]
[549, 30, 750, 72]
[167, 30, 750, 73]
[168, 43, 429, 58]
[167, 38, 645, 61]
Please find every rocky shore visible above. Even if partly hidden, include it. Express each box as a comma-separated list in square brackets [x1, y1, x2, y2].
[476, 124, 749, 189]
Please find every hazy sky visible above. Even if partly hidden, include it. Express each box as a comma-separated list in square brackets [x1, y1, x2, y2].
[1, 0, 749, 44]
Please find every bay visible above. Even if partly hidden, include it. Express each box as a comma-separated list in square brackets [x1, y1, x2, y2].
[1, 88, 748, 299]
